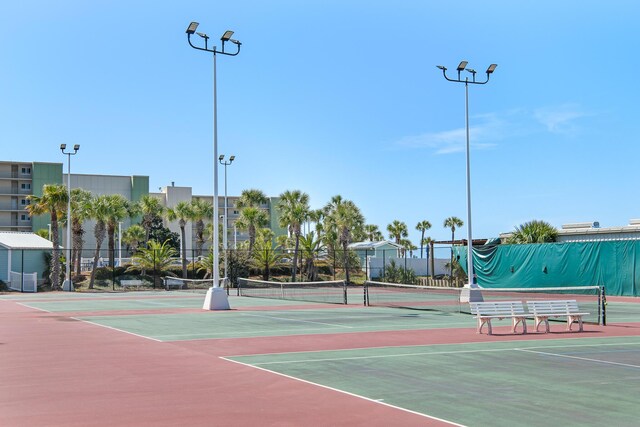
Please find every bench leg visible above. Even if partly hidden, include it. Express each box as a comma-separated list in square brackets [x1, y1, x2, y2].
[512, 318, 527, 334]
[535, 317, 550, 333]
[478, 318, 492, 335]
[567, 315, 583, 332]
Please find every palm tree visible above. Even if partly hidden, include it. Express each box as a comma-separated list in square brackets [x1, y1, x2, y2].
[236, 189, 269, 253]
[387, 220, 408, 257]
[251, 229, 284, 281]
[364, 224, 383, 242]
[88, 195, 111, 289]
[26, 184, 68, 290]
[137, 195, 165, 243]
[190, 198, 213, 256]
[104, 194, 131, 268]
[422, 236, 435, 277]
[416, 220, 432, 258]
[507, 220, 558, 244]
[299, 231, 324, 281]
[236, 189, 268, 210]
[128, 239, 178, 277]
[401, 239, 417, 258]
[323, 198, 364, 284]
[122, 224, 146, 255]
[444, 216, 464, 278]
[166, 201, 194, 278]
[278, 190, 310, 281]
[69, 188, 93, 276]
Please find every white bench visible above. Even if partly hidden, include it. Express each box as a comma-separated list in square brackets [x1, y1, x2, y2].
[163, 278, 185, 290]
[470, 301, 528, 335]
[120, 279, 145, 289]
[526, 300, 589, 332]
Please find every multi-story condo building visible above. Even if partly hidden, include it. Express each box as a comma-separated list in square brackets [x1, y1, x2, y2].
[1, 160, 285, 253]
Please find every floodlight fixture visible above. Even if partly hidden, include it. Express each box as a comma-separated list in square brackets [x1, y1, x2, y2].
[73, 144, 80, 151]
[60, 144, 66, 150]
[186, 22, 199, 35]
[457, 61, 468, 71]
[219, 154, 225, 161]
[486, 64, 498, 74]
[436, 65, 446, 70]
[466, 68, 476, 74]
[229, 155, 235, 162]
[221, 30, 234, 41]
[196, 32, 209, 39]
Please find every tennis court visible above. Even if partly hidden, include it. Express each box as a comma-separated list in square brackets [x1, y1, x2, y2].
[2, 287, 640, 426]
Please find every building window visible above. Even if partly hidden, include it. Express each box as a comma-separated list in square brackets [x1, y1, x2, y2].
[21, 167, 31, 174]
[21, 183, 31, 190]
[20, 214, 29, 221]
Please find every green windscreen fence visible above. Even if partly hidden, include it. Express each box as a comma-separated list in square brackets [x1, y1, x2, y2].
[454, 240, 640, 296]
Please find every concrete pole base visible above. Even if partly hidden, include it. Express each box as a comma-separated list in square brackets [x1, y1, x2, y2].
[203, 287, 231, 310]
[459, 284, 484, 303]
[62, 279, 74, 292]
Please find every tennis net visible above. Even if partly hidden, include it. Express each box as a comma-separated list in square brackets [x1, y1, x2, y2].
[238, 278, 348, 304]
[162, 277, 215, 291]
[364, 281, 605, 325]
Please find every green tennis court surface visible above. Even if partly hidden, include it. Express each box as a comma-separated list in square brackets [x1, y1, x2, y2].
[225, 336, 640, 427]
[77, 307, 472, 341]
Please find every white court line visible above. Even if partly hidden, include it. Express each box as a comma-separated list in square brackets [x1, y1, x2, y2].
[517, 348, 640, 369]
[17, 302, 162, 342]
[17, 302, 52, 313]
[220, 357, 466, 427]
[71, 318, 163, 342]
[240, 312, 354, 328]
[241, 341, 640, 366]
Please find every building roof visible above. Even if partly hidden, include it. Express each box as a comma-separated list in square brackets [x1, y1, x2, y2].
[348, 240, 403, 250]
[0, 232, 54, 249]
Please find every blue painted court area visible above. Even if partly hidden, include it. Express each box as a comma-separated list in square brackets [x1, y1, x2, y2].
[225, 336, 640, 427]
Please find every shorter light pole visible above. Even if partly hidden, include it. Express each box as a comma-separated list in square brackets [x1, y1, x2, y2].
[60, 143, 79, 291]
[219, 154, 234, 282]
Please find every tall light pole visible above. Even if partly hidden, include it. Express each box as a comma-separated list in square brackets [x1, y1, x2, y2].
[437, 61, 496, 294]
[186, 22, 240, 310]
[219, 154, 235, 282]
[60, 143, 79, 292]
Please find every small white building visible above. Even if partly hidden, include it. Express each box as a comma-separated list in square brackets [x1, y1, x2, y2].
[0, 232, 53, 291]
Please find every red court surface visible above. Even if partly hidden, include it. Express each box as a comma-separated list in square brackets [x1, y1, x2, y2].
[2, 296, 639, 426]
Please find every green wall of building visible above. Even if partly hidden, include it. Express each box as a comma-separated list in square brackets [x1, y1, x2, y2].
[31, 162, 63, 235]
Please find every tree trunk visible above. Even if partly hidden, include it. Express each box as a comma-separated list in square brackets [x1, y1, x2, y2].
[89, 222, 105, 290]
[180, 225, 188, 279]
[108, 224, 116, 268]
[50, 213, 61, 290]
[291, 232, 300, 281]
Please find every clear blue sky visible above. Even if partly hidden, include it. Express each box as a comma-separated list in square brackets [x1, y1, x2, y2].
[1, 1, 638, 246]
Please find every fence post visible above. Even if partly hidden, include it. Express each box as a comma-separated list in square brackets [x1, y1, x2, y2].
[365, 249, 368, 281]
[21, 249, 25, 292]
[382, 250, 386, 280]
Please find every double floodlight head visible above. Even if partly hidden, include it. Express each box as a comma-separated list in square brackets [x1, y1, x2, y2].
[219, 154, 236, 164]
[60, 144, 80, 153]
